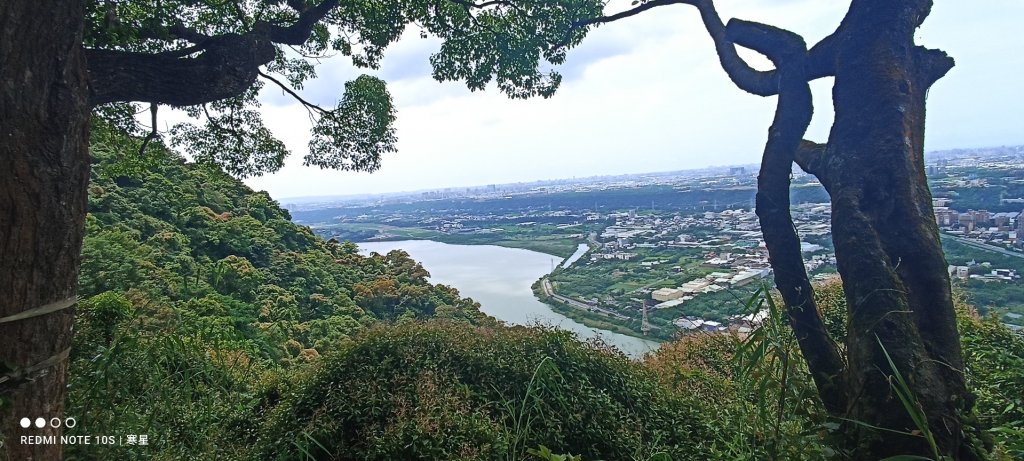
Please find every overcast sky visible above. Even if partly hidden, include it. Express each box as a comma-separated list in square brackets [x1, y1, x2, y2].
[237, 0, 1024, 199]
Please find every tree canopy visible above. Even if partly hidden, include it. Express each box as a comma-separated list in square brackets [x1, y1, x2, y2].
[0, 0, 1000, 459]
[84, 0, 604, 177]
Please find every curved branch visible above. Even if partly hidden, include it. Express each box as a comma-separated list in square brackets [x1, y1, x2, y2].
[794, 139, 829, 188]
[551, 0, 787, 96]
[691, 2, 779, 96]
[738, 19, 846, 415]
[756, 73, 846, 414]
[88, 0, 341, 106]
[725, 19, 805, 63]
[267, 0, 339, 45]
[549, 0, 689, 50]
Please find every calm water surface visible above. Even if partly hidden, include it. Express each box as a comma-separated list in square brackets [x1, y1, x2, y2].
[561, 243, 589, 268]
[358, 240, 658, 357]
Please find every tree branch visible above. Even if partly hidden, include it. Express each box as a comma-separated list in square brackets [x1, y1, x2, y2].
[690, 2, 780, 96]
[725, 19, 805, 63]
[549, 0, 689, 50]
[447, 0, 516, 9]
[88, 31, 277, 106]
[551, 0, 787, 96]
[168, 23, 212, 44]
[266, 0, 338, 45]
[138, 103, 159, 156]
[793, 139, 829, 188]
[88, 0, 345, 106]
[913, 46, 954, 90]
[258, 70, 328, 120]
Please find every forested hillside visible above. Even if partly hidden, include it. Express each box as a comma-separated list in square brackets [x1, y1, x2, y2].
[80, 125, 490, 357]
[66, 126, 492, 459]
[63, 127, 1023, 460]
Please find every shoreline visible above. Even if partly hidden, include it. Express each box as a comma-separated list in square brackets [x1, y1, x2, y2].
[530, 279, 664, 343]
[359, 235, 666, 344]
[356, 234, 579, 260]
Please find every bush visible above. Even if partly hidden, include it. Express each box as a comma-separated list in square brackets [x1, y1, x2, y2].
[256, 321, 716, 461]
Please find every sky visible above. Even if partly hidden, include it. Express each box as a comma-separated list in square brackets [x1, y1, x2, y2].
[230, 0, 1024, 199]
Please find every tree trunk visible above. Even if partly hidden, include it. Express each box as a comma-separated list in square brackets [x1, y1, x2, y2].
[823, 0, 984, 458]
[0, 1, 90, 459]
[743, 24, 849, 417]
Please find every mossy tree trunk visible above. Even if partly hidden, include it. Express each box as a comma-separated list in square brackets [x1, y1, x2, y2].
[818, 1, 982, 457]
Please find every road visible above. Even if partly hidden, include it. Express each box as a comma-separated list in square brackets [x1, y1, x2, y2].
[541, 278, 635, 323]
[944, 234, 1024, 259]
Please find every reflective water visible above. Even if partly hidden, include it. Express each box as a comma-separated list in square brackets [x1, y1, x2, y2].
[358, 240, 659, 357]
[561, 243, 589, 268]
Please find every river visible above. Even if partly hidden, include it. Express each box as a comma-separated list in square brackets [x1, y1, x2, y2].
[561, 243, 589, 268]
[357, 240, 659, 357]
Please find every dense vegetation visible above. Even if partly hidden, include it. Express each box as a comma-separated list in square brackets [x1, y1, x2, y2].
[942, 237, 1024, 321]
[63, 127, 1023, 460]
[65, 127, 491, 459]
[255, 322, 715, 461]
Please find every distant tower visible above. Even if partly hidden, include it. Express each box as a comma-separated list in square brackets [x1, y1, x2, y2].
[641, 302, 651, 336]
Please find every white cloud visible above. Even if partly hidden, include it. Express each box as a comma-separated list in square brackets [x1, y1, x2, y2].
[241, 0, 1024, 199]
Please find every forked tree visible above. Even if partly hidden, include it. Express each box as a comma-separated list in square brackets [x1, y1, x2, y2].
[0, 0, 987, 459]
[565, 0, 985, 458]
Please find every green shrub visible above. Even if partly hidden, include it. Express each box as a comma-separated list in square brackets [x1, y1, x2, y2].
[256, 321, 716, 461]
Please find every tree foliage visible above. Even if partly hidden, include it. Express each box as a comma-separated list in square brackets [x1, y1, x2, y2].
[83, 0, 604, 177]
[80, 123, 492, 360]
[65, 132, 1024, 459]
[66, 124, 500, 459]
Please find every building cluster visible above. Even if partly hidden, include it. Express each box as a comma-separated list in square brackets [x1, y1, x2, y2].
[575, 204, 838, 333]
[589, 203, 836, 281]
[933, 203, 1021, 243]
[672, 308, 770, 334]
[948, 264, 1020, 282]
[651, 267, 771, 310]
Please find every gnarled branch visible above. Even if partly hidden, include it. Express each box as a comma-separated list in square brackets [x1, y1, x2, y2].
[914, 46, 955, 90]
[88, 0, 340, 107]
[794, 139, 828, 188]
[88, 32, 276, 106]
[267, 0, 338, 45]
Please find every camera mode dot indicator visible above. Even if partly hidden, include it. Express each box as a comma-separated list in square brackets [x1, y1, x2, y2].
[20, 418, 31, 428]
[35, 418, 46, 429]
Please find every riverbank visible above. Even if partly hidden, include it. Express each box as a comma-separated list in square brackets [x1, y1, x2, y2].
[356, 240, 658, 356]
[531, 279, 664, 342]
[319, 222, 582, 258]
[359, 234, 666, 343]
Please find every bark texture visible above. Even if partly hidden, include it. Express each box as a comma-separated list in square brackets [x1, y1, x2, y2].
[683, 0, 848, 422]
[678, 0, 984, 457]
[823, 1, 981, 457]
[1, 3, 338, 458]
[0, 1, 90, 459]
